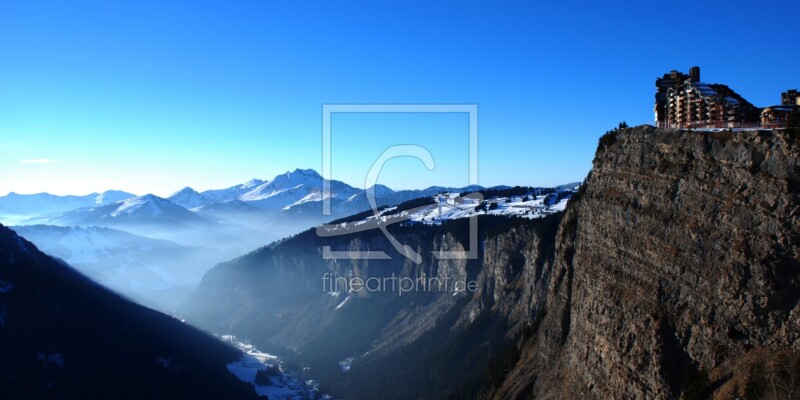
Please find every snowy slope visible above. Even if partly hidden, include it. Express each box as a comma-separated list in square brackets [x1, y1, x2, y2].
[0, 190, 135, 223]
[54, 194, 206, 227]
[318, 187, 577, 236]
[237, 169, 359, 209]
[2, 168, 578, 250]
[202, 179, 267, 203]
[197, 169, 489, 219]
[221, 335, 331, 399]
[168, 187, 212, 209]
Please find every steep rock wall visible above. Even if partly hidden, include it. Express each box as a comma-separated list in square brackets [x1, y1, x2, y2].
[494, 126, 800, 399]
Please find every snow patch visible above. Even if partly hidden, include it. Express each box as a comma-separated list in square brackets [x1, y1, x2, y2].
[222, 335, 328, 399]
[318, 188, 576, 236]
[111, 196, 164, 217]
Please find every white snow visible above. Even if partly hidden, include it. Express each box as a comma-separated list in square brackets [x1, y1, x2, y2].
[0, 191, 134, 219]
[168, 187, 211, 209]
[222, 335, 327, 399]
[287, 191, 331, 208]
[318, 189, 576, 236]
[111, 195, 165, 217]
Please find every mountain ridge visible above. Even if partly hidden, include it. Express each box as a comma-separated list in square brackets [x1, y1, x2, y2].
[0, 223, 258, 399]
[181, 126, 800, 400]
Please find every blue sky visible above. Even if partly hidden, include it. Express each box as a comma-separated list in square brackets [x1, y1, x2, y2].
[1, 0, 798, 196]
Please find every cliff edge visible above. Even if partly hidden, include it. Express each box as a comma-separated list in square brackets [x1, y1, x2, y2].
[493, 126, 800, 399]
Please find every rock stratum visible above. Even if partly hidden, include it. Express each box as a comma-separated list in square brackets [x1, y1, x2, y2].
[492, 126, 800, 399]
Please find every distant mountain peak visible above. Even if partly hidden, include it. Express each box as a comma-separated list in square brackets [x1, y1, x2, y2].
[168, 186, 201, 199]
[94, 190, 135, 205]
[367, 184, 395, 196]
[168, 187, 211, 209]
[97, 194, 200, 221]
[242, 179, 265, 188]
[289, 168, 322, 178]
[0, 190, 134, 219]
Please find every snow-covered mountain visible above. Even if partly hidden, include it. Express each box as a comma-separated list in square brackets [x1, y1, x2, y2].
[168, 186, 213, 209]
[201, 178, 266, 203]
[52, 194, 208, 229]
[13, 193, 278, 263]
[196, 169, 499, 223]
[192, 169, 483, 217]
[0, 190, 135, 223]
[201, 169, 358, 211]
[0, 169, 578, 250]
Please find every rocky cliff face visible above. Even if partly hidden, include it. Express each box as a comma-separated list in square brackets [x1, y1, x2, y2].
[492, 126, 800, 399]
[182, 126, 800, 399]
[181, 213, 563, 399]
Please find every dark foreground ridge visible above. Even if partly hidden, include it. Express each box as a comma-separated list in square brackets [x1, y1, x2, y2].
[0, 224, 257, 399]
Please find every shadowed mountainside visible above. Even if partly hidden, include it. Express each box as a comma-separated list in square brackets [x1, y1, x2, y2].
[0, 224, 257, 399]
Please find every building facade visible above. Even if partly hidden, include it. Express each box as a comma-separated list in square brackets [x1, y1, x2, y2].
[655, 67, 760, 129]
[654, 67, 696, 126]
[761, 89, 799, 128]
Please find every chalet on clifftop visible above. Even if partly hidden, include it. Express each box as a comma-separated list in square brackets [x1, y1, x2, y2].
[654, 66, 797, 130]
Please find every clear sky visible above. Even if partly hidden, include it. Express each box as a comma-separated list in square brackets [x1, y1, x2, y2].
[1, 0, 798, 196]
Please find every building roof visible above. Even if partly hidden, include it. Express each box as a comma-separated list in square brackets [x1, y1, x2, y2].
[681, 81, 755, 109]
[692, 83, 719, 96]
[762, 105, 797, 113]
